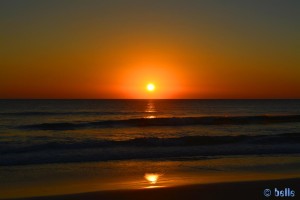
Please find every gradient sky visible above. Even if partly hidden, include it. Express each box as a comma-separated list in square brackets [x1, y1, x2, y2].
[1, 0, 299, 99]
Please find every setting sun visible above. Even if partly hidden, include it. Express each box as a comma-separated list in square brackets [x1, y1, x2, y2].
[147, 83, 155, 92]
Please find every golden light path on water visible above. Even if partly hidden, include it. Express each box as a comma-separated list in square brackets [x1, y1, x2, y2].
[144, 100, 157, 119]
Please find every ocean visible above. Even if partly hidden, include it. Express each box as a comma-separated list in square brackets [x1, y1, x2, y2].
[1, 99, 300, 198]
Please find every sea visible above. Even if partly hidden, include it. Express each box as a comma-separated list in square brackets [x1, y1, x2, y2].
[1, 99, 300, 198]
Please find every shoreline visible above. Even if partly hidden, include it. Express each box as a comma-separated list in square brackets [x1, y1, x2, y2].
[1, 155, 300, 199]
[6, 178, 299, 200]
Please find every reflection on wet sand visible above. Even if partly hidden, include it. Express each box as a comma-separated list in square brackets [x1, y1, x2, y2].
[144, 173, 165, 189]
[145, 173, 160, 184]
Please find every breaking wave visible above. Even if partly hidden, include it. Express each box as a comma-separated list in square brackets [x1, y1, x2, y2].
[18, 115, 300, 130]
[1, 133, 300, 166]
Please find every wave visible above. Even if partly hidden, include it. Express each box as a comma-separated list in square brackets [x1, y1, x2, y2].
[1, 132, 299, 154]
[18, 115, 300, 130]
[1, 133, 300, 166]
[0, 111, 143, 116]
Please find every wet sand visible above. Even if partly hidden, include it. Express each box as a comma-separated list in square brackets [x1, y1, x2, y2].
[10, 178, 299, 200]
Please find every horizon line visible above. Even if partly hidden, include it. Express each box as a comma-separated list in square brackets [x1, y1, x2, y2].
[1, 98, 300, 100]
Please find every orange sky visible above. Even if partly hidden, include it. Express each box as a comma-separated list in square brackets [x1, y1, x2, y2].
[1, 1, 299, 99]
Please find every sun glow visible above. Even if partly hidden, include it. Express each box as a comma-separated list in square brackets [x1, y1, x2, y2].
[118, 63, 189, 98]
[147, 83, 155, 92]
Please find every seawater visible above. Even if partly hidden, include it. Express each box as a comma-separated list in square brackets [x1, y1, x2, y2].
[1, 100, 300, 199]
[0, 99, 300, 165]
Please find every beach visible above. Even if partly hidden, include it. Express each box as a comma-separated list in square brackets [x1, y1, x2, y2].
[9, 178, 300, 200]
[1, 154, 300, 199]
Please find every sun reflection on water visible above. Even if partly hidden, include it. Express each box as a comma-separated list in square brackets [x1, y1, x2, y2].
[144, 101, 157, 119]
[145, 101, 156, 113]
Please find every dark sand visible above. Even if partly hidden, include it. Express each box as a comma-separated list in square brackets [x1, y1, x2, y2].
[9, 178, 299, 200]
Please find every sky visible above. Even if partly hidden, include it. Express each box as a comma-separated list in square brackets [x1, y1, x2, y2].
[1, 0, 299, 99]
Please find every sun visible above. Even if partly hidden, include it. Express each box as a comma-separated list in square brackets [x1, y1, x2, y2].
[147, 83, 155, 92]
